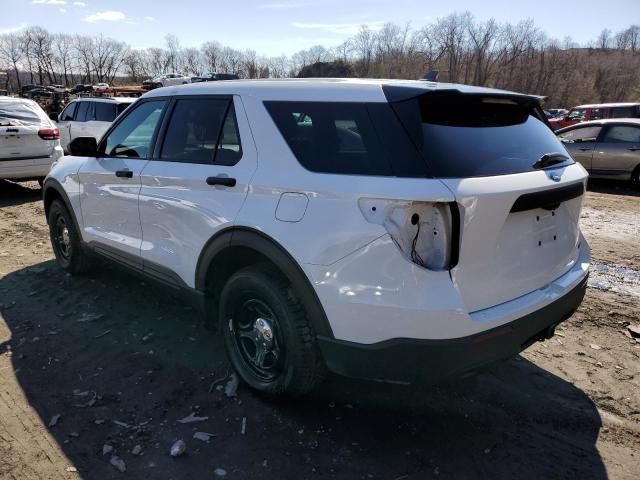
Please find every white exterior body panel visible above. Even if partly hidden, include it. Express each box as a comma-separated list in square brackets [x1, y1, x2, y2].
[45, 79, 591, 348]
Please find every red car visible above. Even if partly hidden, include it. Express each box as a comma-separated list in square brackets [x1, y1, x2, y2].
[549, 102, 640, 131]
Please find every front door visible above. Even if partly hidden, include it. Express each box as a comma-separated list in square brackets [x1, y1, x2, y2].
[78, 99, 168, 262]
[56, 101, 77, 151]
[138, 96, 257, 287]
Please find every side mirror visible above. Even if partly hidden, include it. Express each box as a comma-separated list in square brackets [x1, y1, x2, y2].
[49, 112, 59, 122]
[69, 137, 98, 157]
[564, 116, 570, 121]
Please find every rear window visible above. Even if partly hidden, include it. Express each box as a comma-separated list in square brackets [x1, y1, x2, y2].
[264, 101, 426, 177]
[0, 99, 48, 126]
[389, 91, 572, 177]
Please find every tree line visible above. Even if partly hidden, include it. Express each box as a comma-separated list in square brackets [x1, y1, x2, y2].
[1, 13, 639, 107]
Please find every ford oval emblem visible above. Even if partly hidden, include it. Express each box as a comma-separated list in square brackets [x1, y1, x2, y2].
[549, 172, 562, 182]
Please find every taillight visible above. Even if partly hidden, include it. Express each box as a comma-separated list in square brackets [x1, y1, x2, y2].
[38, 128, 59, 140]
[359, 199, 454, 270]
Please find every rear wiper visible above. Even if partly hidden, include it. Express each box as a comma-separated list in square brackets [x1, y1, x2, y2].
[532, 152, 569, 169]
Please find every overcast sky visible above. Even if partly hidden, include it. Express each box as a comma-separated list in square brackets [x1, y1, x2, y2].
[2, 0, 639, 56]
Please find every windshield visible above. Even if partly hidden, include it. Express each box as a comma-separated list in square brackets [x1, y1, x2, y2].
[388, 91, 572, 177]
[0, 100, 49, 126]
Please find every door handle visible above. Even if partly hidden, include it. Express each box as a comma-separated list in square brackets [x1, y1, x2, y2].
[206, 176, 236, 187]
[115, 169, 133, 178]
[628, 147, 640, 152]
[578, 147, 592, 151]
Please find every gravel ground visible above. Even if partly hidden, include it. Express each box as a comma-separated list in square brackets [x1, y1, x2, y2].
[0, 179, 638, 480]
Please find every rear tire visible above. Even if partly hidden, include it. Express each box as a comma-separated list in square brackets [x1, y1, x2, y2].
[631, 165, 640, 189]
[48, 199, 91, 274]
[219, 265, 326, 396]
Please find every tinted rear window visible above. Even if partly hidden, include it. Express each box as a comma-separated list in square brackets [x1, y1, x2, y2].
[264, 101, 426, 177]
[389, 91, 572, 177]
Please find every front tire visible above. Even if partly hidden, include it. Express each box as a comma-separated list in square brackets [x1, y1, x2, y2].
[219, 265, 326, 396]
[48, 200, 91, 274]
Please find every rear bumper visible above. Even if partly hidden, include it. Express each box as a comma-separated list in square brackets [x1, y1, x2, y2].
[318, 274, 588, 384]
[0, 147, 62, 179]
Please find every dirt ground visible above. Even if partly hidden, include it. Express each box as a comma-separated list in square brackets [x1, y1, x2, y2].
[0, 179, 638, 480]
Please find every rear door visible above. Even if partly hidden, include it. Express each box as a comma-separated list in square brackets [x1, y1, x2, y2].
[138, 95, 257, 286]
[78, 99, 168, 261]
[556, 124, 603, 172]
[591, 124, 640, 179]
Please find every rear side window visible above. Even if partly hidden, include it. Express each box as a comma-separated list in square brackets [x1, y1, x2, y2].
[75, 101, 89, 122]
[610, 106, 639, 118]
[265, 101, 425, 176]
[388, 91, 572, 177]
[94, 102, 117, 122]
[160, 98, 241, 165]
[601, 125, 640, 143]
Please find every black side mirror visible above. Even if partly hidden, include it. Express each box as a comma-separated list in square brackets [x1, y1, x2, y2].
[49, 112, 59, 122]
[69, 137, 98, 157]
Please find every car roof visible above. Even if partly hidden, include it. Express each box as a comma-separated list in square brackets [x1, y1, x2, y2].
[72, 96, 136, 104]
[141, 78, 542, 103]
[556, 118, 640, 132]
[573, 102, 640, 109]
[0, 96, 38, 106]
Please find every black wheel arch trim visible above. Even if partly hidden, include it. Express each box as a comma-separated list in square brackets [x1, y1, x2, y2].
[42, 178, 83, 238]
[196, 226, 334, 338]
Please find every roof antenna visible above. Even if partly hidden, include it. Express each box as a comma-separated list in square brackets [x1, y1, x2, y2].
[422, 69, 439, 82]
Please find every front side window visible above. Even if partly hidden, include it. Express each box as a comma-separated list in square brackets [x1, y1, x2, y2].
[102, 100, 167, 158]
[95, 102, 117, 122]
[558, 125, 602, 143]
[601, 125, 640, 143]
[591, 109, 604, 120]
[60, 102, 77, 121]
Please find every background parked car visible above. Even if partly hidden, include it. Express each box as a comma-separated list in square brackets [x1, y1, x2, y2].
[557, 118, 640, 186]
[0, 96, 63, 184]
[93, 83, 110, 93]
[549, 102, 640, 130]
[142, 73, 191, 89]
[71, 84, 94, 94]
[191, 72, 240, 82]
[56, 96, 136, 153]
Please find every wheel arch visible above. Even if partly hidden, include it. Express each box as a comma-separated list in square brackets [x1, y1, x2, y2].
[42, 178, 82, 235]
[196, 227, 334, 338]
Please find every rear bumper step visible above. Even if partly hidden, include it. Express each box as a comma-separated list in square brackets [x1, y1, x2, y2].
[317, 275, 587, 385]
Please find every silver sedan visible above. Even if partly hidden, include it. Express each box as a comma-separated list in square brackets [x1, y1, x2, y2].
[556, 118, 640, 187]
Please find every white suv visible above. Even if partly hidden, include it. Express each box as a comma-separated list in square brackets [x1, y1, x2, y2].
[43, 79, 591, 396]
[1, 96, 63, 184]
[56, 97, 136, 153]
